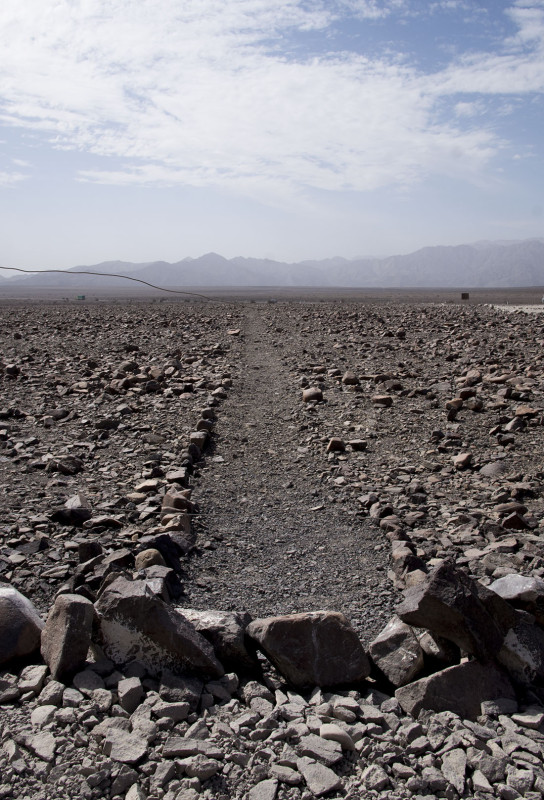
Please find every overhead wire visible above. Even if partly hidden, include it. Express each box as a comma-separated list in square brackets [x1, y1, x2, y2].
[0, 265, 219, 301]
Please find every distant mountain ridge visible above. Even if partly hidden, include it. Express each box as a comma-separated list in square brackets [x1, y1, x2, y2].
[3, 238, 544, 289]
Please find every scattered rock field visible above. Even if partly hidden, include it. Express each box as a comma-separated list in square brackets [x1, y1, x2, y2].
[1, 298, 544, 800]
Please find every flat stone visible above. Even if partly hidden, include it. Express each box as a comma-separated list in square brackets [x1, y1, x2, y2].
[248, 778, 278, 800]
[441, 748, 466, 794]
[162, 737, 223, 760]
[30, 705, 57, 727]
[18, 664, 48, 694]
[297, 756, 342, 797]
[298, 733, 343, 766]
[23, 731, 57, 762]
[103, 728, 147, 764]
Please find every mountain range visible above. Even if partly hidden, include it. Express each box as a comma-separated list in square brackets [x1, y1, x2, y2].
[2, 238, 544, 289]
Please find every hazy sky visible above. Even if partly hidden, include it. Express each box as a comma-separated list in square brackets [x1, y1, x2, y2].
[1, 0, 543, 269]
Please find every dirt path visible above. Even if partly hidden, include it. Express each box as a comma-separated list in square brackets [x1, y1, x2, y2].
[184, 304, 396, 641]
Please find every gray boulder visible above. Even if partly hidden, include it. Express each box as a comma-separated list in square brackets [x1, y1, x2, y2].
[0, 586, 44, 665]
[395, 660, 516, 720]
[397, 561, 517, 661]
[94, 577, 224, 679]
[41, 593, 94, 681]
[369, 616, 424, 687]
[247, 611, 370, 689]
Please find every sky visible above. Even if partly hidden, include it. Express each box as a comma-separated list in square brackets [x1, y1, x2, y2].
[0, 0, 543, 270]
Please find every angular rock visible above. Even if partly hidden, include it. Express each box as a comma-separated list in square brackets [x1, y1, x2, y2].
[326, 437, 345, 453]
[297, 756, 341, 797]
[497, 617, 544, 685]
[175, 608, 257, 671]
[489, 574, 544, 625]
[247, 611, 370, 689]
[95, 577, 224, 679]
[0, 586, 44, 665]
[103, 728, 147, 764]
[397, 561, 517, 661]
[51, 493, 92, 525]
[369, 616, 424, 687]
[395, 659, 516, 720]
[22, 731, 57, 762]
[441, 748, 466, 794]
[298, 733, 342, 766]
[117, 677, 144, 714]
[362, 764, 389, 791]
[248, 779, 278, 800]
[41, 593, 94, 681]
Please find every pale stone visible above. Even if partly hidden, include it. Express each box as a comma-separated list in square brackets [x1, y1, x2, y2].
[297, 756, 341, 797]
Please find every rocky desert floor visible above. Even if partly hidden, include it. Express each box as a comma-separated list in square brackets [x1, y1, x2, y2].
[1, 295, 544, 800]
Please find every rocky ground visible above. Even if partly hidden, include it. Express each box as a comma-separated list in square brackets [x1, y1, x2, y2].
[1, 298, 544, 800]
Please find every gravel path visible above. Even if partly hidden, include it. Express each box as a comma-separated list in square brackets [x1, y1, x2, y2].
[185, 304, 397, 641]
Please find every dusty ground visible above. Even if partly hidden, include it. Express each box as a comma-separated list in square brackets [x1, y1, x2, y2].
[1, 294, 544, 800]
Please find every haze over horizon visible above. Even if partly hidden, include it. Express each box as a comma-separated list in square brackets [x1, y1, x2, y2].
[1, 1, 543, 271]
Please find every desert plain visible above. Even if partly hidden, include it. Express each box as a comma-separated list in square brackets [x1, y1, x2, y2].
[1, 289, 544, 800]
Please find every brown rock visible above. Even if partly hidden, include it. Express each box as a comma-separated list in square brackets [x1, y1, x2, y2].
[247, 611, 370, 689]
[371, 394, 393, 407]
[41, 594, 94, 681]
[135, 549, 166, 570]
[342, 371, 359, 386]
[397, 561, 517, 661]
[453, 452, 472, 470]
[395, 660, 516, 720]
[95, 577, 224, 679]
[369, 616, 424, 687]
[175, 608, 257, 671]
[302, 387, 323, 403]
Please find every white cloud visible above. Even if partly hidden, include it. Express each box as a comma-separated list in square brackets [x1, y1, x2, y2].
[0, 0, 542, 203]
[0, 170, 27, 186]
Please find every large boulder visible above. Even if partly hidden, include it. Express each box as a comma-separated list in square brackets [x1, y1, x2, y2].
[369, 616, 424, 687]
[94, 577, 223, 679]
[0, 586, 44, 665]
[397, 561, 517, 661]
[489, 574, 544, 626]
[395, 660, 516, 720]
[41, 593, 94, 681]
[176, 609, 257, 671]
[246, 611, 370, 689]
